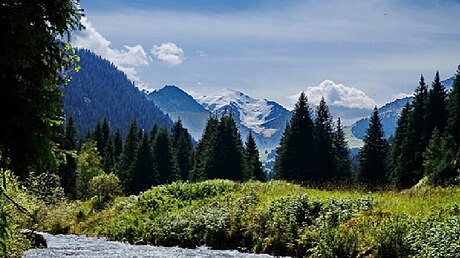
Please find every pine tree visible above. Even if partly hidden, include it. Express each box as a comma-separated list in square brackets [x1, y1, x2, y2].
[425, 71, 448, 134]
[358, 107, 388, 185]
[423, 129, 458, 186]
[132, 132, 156, 193]
[245, 132, 265, 181]
[59, 117, 78, 198]
[102, 135, 116, 173]
[191, 116, 218, 181]
[333, 118, 352, 180]
[171, 119, 193, 181]
[212, 114, 246, 181]
[447, 65, 460, 147]
[387, 103, 415, 188]
[274, 92, 315, 181]
[313, 97, 336, 181]
[115, 120, 139, 193]
[152, 127, 178, 184]
[113, 129, 123, 163]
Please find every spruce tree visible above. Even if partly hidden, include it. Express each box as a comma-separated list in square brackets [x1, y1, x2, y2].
[102, 135, 116, 173]
[115, 120, 139, 193]
[358, 107, 388, 185]
[425, 71, 448, 134]
[113, 129, 123, 163]
[245, 132, 265, 181]
[313, 97, 336, 181]
[274, 92, 315, 181]
[333, 118, 352, 180]
[212, 114, 246, 181]
[152, 127, 178, 184]
[132, 132, 156, 193]
[447, 65, 460, 147]
[59, 117, 78, 198]
[171, 119, 193, 181]
[387, 103, 415, 188]
[191, 116, 218, 181]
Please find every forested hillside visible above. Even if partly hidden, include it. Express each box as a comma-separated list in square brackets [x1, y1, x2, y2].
[63, 49, 173, 136]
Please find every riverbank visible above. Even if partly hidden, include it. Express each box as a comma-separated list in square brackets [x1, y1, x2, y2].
[38, 180, 460, 257]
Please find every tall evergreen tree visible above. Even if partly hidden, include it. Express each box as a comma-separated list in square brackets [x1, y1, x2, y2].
[115, 120, 139, 193]
[171, 119, 193, 181]
[211, 115, 246, 181]
[102, 135, 116, 173]
[447, 65, 460, 147]
[113, 129, 123, 163]
[274, 92, 315, 181]
[132, 132, 156, 193]
[191, 116, 218, 181]
[425, 71, 448, 134]
[152, 127, 178, 184]
[313, 97, 336, 180]
[387, 103, 415, 188]
[333, 118, 352, 180]
[245, 132, 265, 181]
[59, 117, 78, 198]
[358, 107, 388, 185]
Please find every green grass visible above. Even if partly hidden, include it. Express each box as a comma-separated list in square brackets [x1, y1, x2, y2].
[40, 180, 460, 257]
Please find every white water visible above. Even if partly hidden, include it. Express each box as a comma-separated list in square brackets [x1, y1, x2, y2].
[23, 233, 275, 258]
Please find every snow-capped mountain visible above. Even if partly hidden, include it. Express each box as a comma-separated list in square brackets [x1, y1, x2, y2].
[197, 89, 291, 149]
[345, 76, 455, 148]
[146, 85, 210, 140]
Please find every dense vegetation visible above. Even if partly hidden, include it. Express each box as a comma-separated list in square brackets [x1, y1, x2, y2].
[63, 49, 173, 136]
[40, 179, 460, 257]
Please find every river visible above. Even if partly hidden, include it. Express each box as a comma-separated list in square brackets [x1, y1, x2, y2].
[23, 233, 275, 258]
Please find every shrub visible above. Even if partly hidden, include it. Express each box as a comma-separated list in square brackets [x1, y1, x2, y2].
[88, 173, 122, 210]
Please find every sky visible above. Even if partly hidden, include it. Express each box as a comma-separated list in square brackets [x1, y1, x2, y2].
[73, 0, 460, 122]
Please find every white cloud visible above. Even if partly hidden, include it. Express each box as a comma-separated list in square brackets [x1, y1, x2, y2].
[291, 80, 376, 109]
[71, 17, 150, 87]
[151, 42, 185, 65]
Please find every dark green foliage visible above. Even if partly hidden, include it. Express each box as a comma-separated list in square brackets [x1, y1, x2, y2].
[333, 118, 352, 180]
[114, 129, 123, 163]
[0, 0, 82, 180]
[447, 65, 460, 147]
[191, 116, 218, 181]
[358, 107, 388, 185]
[63, 49, 173, 137]
[132, 132, 156, 193]
[314, 97, 336, 181]
[153, 128, 178, 184]
[423, 129, 458, 186]
[116, 120, 140, 193]
[59, 117, 78, 198]
[275, 92, 315, 181]
[171, 120, 193, 181]
[425, 71, 448, 134]
[388, 103, 417, 188]
[245, 133, 265, 181]
[211, 115, 246, 181]
[102, 135, 116, 173]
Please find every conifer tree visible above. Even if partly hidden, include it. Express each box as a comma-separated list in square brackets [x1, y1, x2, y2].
[102, 135, 116, 173]
[116, 120, 139, 193]
[191, 116, 218, 181]
[313, 97, 336, 180]
[425, 71, 448, 134]
[113, 129, 123, 162]
[423, 129, 458, 186]
[171, 119, 193, 181]
[149, 124, 159, 147]
[387, 103, 415, 188]
[101, 118, 110, 154]
[333, 118, 352, 180]
[358, 107, 388, 185]
[212, 114, 246, 181]
[152, 127, 178, 184]
[245, 132, 265, 181]
[59, 117, 78, 198]
[274, 92, 315, 181]
[447, 65, 460, 147]
[132, 132, 156, 193]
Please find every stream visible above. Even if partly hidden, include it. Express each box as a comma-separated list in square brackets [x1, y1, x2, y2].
[23, 233, 275, 258]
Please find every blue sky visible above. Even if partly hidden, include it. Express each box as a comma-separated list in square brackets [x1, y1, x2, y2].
[74, 0, 460, 121]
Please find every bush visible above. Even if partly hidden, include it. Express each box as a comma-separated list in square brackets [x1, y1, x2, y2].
[88, 173, 122, 210]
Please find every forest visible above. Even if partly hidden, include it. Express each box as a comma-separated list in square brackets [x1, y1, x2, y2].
[1, 0, 460, 257]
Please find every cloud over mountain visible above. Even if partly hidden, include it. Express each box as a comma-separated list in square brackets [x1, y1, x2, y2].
[304, 80, 376, 109]
[71, 17, 151, 87]
[151, 42, 185, 65]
